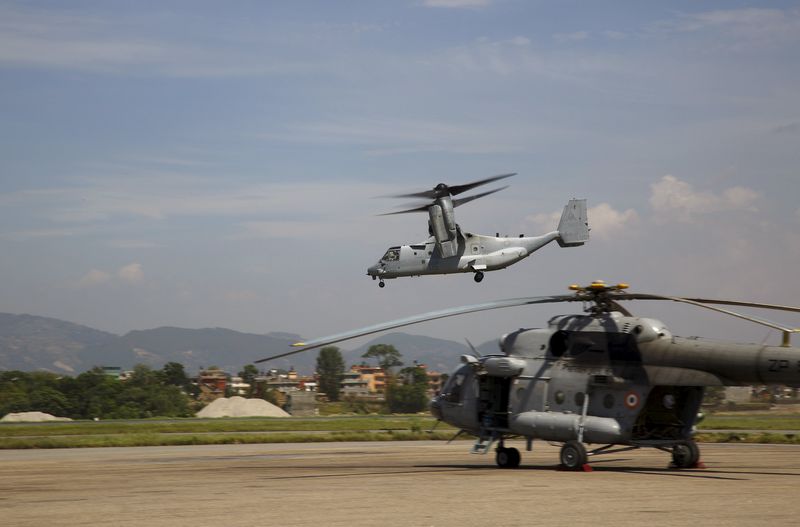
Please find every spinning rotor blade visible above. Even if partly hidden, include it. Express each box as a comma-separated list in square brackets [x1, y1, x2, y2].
[388, 172, 516, 200]
[452, 186, 509, 208]
[255, 294, 574, 363]
[382, 186, 510, 214]
[378, 204, 430, 216]
[681, 298, 800, 313]
[448, 173, 516, 196]
[614, 293, 800, 333]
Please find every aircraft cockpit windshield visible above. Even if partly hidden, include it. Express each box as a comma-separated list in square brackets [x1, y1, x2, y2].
[381, 247, 400, 262]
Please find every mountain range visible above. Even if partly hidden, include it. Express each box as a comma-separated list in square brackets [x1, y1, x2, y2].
[0, 312, 500, 375]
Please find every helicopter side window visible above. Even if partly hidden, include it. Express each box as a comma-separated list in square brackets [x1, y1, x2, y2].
[382, 248, 400, 262]
[549, 331, 568, 357]
[443, 373, 465, 403]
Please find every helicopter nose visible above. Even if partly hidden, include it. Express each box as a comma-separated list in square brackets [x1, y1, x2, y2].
[367, 264, 384, 277]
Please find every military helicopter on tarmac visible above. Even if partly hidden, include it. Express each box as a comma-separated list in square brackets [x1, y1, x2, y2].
[367, 173, 589, 287]
[257, 280, 800, 471]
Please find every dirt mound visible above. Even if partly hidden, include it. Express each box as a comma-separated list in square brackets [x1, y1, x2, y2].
[1, 411, 72, 422]
[196, 396, 290, 418]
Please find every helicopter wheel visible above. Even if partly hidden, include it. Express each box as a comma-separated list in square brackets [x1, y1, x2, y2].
[671, 440, 700, 468]
[496, 446, 521, 469]
[378, 280, 385, 288]
[559, 440, 588, 471]
[473, 271, 484, 283]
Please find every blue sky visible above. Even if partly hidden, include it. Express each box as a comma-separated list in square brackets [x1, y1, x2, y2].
[1, 0, 799, 352]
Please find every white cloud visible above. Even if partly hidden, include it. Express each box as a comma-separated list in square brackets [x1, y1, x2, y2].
[76, 263, 144, 287]
[0, 227, 80, 241]
[422, 0, 492, 8]
[118, 263, 144, 284]
[649, 175, 759, 222]
[0, 4, 337, 78]
[657, 8, 800, 48]
[107, 240, 163, 249]
[526, 202, 638, 240]
[275, 117, 533, 154]
[77, 269, 111, 288]
[554, 31, 590, 44]
[587, 203, 640, 238]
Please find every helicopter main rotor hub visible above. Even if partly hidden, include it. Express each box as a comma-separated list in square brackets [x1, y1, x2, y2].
[569, 280, 630, 315]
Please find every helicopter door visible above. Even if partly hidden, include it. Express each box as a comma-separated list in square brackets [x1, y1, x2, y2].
[477, 375, 511, 430]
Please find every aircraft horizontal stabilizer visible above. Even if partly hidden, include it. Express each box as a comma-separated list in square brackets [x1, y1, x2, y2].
[557, 199, 589, 247]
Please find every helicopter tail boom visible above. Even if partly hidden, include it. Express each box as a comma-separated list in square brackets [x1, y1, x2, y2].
[557, 199, 589, 247]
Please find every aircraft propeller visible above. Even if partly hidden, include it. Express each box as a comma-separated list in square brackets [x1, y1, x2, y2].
[380, 173, 516, 215]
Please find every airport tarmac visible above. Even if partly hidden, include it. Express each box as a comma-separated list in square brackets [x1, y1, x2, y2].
[2, 440, 800, 526]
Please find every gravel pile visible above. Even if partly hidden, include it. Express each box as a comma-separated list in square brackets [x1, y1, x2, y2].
[196, 396, 290, 418]
[1, 411, 72, 422]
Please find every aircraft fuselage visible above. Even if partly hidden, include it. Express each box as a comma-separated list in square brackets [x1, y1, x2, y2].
[367, 230, 560, 280]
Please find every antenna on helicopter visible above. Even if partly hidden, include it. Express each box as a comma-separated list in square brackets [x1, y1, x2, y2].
[464, 338, 482, 358]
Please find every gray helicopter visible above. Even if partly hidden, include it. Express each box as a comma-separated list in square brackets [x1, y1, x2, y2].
[367, 173, 589, 287]
[257, 280, 800, 470]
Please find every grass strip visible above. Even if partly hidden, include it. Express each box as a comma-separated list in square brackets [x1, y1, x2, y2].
[0, 416, 451, 437]
[695, 432, 800, 444]
[0, 430, 458, 449]
[699, 415, 800, 430]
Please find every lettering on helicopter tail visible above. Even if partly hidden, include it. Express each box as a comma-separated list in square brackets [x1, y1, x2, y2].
[624, 391, 640, 409]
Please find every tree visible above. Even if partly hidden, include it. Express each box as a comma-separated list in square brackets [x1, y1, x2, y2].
[362, 344, 403, 373]
[238, 364, 259, 395]
[317, 346, 345, 402]
[386, 366, 429, 413]
[161, 362, 191, 390]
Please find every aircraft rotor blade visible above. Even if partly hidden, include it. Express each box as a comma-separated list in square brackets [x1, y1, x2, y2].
[378, 204, 431, 216]
[452, 186, 509, 208]
[385, 173, 516, 200]
[448, 173, 516, 196]
[613, 293, 800, 333]
[389, 189, 440, 200]
[255, 294, 575, 363]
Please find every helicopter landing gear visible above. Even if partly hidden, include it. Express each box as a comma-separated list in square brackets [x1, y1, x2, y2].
[495, 446, 521, 469]
[378, 280, 385, 288]
[473, 271, 484, 283]
[670, 440, 700, 468]
[559, 440, 588, 471]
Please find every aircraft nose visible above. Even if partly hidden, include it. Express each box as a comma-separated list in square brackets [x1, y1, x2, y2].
[367, 263, 384, 276]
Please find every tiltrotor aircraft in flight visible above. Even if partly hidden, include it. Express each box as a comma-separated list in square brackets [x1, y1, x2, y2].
[258, 281, 800, 470]
[367, 173, 589, 287]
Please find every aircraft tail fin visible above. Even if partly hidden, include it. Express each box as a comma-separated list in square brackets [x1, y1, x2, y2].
[556, 199, 589, 247]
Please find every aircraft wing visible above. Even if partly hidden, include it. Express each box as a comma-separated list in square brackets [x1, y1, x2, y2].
[255, 295, 574, 363]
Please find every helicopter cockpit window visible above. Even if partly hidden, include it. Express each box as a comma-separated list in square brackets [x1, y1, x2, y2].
[443, 372, 465, 403]
[382, 248, 400, 261]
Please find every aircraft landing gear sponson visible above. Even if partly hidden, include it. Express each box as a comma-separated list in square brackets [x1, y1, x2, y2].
[671, 440, 700, 468]
[378, 280, 385, 288]
[473, 271, 484, 283]
[496, 446, 521, 469]
[559, 440, 588, 471]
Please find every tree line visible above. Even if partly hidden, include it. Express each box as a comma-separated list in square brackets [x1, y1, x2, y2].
[0, 363, 195, 419]
[1, 343, 434, 419]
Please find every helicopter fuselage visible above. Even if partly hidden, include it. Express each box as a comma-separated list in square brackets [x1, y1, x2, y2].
[431, 311, 800, 448]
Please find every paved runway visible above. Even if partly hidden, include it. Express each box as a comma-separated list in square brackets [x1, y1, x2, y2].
[2, 440, 800, 526]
